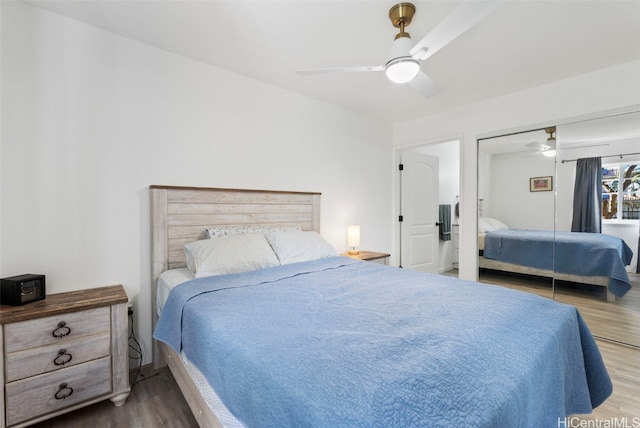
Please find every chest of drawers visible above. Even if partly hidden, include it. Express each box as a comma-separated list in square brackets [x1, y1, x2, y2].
[0, 285, 130, 427]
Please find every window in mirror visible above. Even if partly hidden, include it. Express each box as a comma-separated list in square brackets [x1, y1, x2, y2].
[601, 163, 640, 220]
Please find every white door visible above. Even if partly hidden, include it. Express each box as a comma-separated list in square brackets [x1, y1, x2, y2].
[400, 151, 439, 273]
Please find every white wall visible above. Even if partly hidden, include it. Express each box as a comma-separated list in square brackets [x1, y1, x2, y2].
[394, 59, 640, 280]
[0, 1, 393, 364]
[485, 152, 555, 230]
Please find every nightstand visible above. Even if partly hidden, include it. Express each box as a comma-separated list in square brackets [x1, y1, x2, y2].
[0, 285, 131, 427]
[342, 251, 390, 265]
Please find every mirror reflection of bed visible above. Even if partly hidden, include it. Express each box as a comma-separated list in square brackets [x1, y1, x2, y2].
[477, 109, 640, 348]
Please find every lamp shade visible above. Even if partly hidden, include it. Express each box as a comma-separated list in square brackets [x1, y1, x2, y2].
[347, 225, 361, 249]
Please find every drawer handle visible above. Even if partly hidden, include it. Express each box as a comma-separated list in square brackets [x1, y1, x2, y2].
[52, 321, 71, 338]
[54, 349, 73, 366]
[54, 382, 74, 400]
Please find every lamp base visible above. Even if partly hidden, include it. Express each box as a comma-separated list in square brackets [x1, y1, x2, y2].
[348, 250, 360, 255]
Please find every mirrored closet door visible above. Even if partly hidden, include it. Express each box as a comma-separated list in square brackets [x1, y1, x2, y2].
[477, 128, 556, 300]
[478, 108, 640, 348]
[554, 110, 640, 348]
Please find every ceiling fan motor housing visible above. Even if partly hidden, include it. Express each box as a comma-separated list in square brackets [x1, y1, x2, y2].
[389, 3, 416, 30]
[387, 36, 414, 63]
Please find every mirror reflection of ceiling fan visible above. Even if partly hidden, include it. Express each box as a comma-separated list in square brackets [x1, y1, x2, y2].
[296, 1, 501, 98]
[524, 127, 609, 157]
[525, 127, 559, 157]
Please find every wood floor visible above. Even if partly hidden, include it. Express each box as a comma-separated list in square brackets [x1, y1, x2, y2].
[577, 340, 640, 420]
[32, 272, 640, 427]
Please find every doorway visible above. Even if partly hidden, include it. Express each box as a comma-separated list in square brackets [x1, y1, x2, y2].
[397, 139, 460, 275]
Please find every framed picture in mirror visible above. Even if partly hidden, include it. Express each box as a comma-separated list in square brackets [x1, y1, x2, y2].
[530, 176, 552, 192]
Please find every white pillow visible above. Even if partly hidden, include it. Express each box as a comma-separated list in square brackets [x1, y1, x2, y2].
[265, 231, 337, 265]
[478, 217, 494, 233]
[184, 234, 280, 278]
[484, 217, 509, 230]
[206, 225, 301, 239]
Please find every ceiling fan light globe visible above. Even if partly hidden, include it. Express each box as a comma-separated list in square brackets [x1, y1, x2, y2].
[386, 58, 420, 83]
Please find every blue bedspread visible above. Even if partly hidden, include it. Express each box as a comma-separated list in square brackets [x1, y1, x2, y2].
[154, 257, 612, 428]
[483, 229, 633, 298]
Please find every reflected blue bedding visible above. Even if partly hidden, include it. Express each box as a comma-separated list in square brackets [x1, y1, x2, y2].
[483, 229, 633, 297]
[154, 257, 612, 428]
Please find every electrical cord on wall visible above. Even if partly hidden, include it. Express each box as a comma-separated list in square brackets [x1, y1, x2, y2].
[128, 308, 159, 389]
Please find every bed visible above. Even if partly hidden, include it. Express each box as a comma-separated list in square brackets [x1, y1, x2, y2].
[150, 186, 613, 428]
[478, 217, 634, 302]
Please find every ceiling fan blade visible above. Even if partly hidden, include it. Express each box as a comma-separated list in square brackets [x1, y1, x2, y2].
[525, 141, 553, 151]
[408, 71, 441, 99]
[297, 65, 384, 76]
[410, 0, 501, 61]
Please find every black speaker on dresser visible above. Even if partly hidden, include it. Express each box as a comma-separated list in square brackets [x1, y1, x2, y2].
[1, 274, 46, 306]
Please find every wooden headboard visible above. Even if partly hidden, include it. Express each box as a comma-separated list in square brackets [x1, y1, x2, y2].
[149, 185, 321, 363]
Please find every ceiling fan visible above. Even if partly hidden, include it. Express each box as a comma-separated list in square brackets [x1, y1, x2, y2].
[525, 127, 559, 157]
[524, 127, 609, 157]
[296, 1, 500, 98]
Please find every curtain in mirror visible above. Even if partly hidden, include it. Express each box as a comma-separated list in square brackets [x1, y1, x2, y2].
[571, 157, 602, 233]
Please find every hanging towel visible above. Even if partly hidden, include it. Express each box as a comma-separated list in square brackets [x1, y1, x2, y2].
[439, 204, 451, 241]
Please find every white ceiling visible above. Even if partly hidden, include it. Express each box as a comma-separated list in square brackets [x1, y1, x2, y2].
[25, 0, 640, 124]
